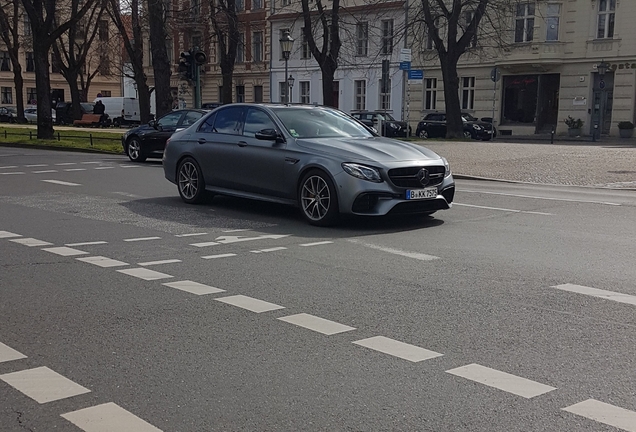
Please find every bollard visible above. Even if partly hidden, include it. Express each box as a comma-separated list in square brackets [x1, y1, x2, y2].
[57, 132, 60, 141]
[29, 131, 32, 140]
[3, 129, 6, 138]
[593, 124, 598, 142]
[551, 129, 554, 144]
[90, 134, 93, 147]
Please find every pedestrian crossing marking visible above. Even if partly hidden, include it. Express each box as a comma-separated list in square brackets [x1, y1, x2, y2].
[0, 366, 90, 404]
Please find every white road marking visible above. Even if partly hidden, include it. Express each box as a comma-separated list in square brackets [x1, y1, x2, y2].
[0, 165, 18, 169]
[0, 231, 21, 238]
[0, 366, 90, 404]
[353, 336, 443, 362]
[123, 237, 161, 242]
[454, 203, 553, 215]
[251, 247, 287, 253]
[191, 241, 219, 247]
[562, 399, 636, 432]
[119, 165, 141, 168]
[25, 164, 48, 167]
[80, 161, 103, 164]
[278, 313, 356, 335]
[33, 170, 58, 174]
[222, 229, 251, 232]
[138, 259, 182, 266]
[215, 234, 289, 244]
[61, 402, 162, 432]
[0, 172, 25, 175]
[66, 241, 108, 246]
[42, 247, 88, 257]
[201, 253, 237, 259]
[41, 180, 81, 186]
[215, 295, 285, 313]
[299, 241, 334, 247]
[64, 168, 87, 172]
[0, 342, 27, 363]
[446, 363, 556, 399]
[163, 280, 225, 295]
[55, 163, 77, 166]
[117, 268, 173, 281]
[10, 238, 53, 247]
[553, 283, 636, 307]
[175, 232, 208, 237]
[94, 166, 114, 170]
[461, 189, 622, 206]
[77, 256, 128, 268]
[112, 191, 142, 198]
[347, 239, 439, 261]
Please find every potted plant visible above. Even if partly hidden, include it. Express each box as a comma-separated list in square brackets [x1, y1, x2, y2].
[564, 116, 584, 137]
[618, 121, 635, 138]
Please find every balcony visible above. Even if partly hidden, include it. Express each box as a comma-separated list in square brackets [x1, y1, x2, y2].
[498, 41, 566, 72]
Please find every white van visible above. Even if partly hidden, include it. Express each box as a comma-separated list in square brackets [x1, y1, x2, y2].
[93, 97, 141, 126]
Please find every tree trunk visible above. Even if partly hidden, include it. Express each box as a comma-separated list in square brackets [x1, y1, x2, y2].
[220, 59, 234, 104]
[440, 55, 463, 139]
[33, 34, 54, 139]
[136, 73, 152, 123]
[12, 63, 25, 123]
[321, 63, 337, 108]
[66, 69, 84, 120]
[147, 0, 172, 117]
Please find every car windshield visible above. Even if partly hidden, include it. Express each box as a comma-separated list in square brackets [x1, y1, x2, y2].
[378, 113, 396, 121]
[461, 113, 478, 121]
[272, 107, 373, 139]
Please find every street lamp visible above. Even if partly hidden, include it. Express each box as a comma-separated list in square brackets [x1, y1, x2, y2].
[597, 59, 610, 77]
[287, 75, 295, 103]
[279, 29, 294, 104]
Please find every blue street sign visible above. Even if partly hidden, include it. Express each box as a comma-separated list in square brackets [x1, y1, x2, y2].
[408, 69, 424, 80]
[399, 61, 411, 71]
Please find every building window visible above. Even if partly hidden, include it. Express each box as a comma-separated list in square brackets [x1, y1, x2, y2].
[463, 11, 477, 47]
[101, 90, 112, 97]
[502, 74, 538, 124]
[514, 3, 534, 43]
[279, 82, 286, 102]
[379, 78, 391, 111]
[24, 15, 31, 36]
[26, 52, 35, 72]
[300, 81, 310, 104]
[301, 28, 310, 59]
[1, 87, 12, 104]
[27, 88, 37, 104]
[235, 0, 244, 12]
[354, 80, 366, 111]
[356, 22, 368, 56]
[253, 0, 263, 10]
[597, 0, 615, 39]
[237, 33, 245, 63]
[236, 85, 245, 102]
[381, 20, 393, 56]
[98, 19, 108, 41]
[425, 78, 437, 110]
[192, 31, 202, 50]
[281, 0, 290, 6]
[254, 85, 263, 103]
[99, 53, 110, 75]
[191, 0, 201, 17]
[545, 3, 560, 41]
[461, 77, 475, 110]
[0, 52, 10, 71]
[252, 31, 263, 62]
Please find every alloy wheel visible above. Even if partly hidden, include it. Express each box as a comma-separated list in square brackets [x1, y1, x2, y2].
[301, 175, 331, 221]
[178, 161, 199, 201]
[127, 138, 144, 161]
[418, 130, 428, 139]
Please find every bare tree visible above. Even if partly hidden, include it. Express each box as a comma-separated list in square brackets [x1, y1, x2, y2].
[210, 0, 239, 104]
[21, 0, 94, 139]
[54, 0, 108, 121]
[415, 0, 510, 138]
[300, 0, 341, 107]
[0, 1, 26, 122]
[147, 0, 172, 117]
[107, 0, 153, 123]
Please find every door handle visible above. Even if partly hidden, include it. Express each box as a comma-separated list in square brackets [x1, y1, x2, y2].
[198, 138, 206, 144]
[237, 141, 248, 147]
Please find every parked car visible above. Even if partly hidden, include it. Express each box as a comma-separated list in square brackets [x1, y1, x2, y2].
[162, 103, 455, 226]
[350, 111, 411, 138]
[122, 109, 206, 162]
[24, 107, 57, 124]
[416, 112, 496, 140]
[201, 102, 223, 110]
[0, 106, 17, 123]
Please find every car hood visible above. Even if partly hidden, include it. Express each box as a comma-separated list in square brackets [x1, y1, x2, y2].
[295, 136, 442, 163]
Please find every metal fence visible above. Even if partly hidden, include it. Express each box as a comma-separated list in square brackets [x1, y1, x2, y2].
[0, 128, 121, 146]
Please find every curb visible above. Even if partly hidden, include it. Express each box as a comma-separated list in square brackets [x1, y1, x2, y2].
[453, 174, 636, 191]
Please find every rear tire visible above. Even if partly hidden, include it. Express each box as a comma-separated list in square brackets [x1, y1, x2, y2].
[418, 129, 429, 139]
[126, 137, 146, 162]
[177, 157, 207, 204]
[298, 169, 339, 226]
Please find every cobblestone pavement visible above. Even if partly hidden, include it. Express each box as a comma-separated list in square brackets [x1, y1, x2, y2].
[421, 140, 636, 189]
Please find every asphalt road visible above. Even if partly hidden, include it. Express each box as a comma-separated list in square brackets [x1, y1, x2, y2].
[1, 147, 636, 432]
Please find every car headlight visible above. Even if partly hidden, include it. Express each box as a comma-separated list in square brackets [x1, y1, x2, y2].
[389, 123, 399, 129]
[442, 157, 451, 177]
[342, 163, 383, 183]
[472, 124, 482, 130]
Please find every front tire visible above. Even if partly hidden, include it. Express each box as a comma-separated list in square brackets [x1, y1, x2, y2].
[418, 129, 429, 139]
[177, 157, 207, 204]
[126, 137, 146, 162]
[463, 130, 473, 139]
[299, 169, 339, 226]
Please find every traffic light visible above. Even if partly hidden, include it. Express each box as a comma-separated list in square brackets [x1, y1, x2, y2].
[192, 49, 207, 66]
[178, 51, 194, 80]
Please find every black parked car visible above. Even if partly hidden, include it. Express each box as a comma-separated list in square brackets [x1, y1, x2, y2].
[416, 112, 496, 140]
[122, 109, 206, 162]
[351, 111, 411, 138]
[0, 106, 17, 123]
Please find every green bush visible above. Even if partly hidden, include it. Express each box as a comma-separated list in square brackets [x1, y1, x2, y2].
[564, 116, 583, 129]
[617, 121, 635, 130]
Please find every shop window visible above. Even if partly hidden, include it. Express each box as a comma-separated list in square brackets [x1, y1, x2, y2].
[597, 0, 615, 39]
[502, 75, 538, 124]
[515, 3, 535, 43]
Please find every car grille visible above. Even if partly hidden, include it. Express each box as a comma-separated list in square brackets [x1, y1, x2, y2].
[387, 166, 445, 188]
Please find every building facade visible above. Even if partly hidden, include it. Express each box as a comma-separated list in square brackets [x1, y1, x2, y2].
[407, 0, 636, 137]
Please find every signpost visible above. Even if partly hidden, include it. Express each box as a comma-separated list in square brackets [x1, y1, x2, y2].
[408, 69, 424, 81]
[399, 61, 411, 71]
[490, 67, 501, 138]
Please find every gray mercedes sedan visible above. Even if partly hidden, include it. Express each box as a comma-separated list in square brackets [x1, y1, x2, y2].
[163, 103, 455, 226]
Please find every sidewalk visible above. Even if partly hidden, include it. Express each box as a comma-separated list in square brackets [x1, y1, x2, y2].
[421, 139, 636, 190]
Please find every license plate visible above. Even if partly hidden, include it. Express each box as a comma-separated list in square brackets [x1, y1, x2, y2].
[406, 187, 438, 200]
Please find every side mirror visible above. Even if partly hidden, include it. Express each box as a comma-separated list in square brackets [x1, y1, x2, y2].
[255, 129, 283, 142]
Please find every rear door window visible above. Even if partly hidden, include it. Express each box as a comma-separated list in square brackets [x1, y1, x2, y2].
[181, 111, 203, 127]
[213, 106, 244, 135]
